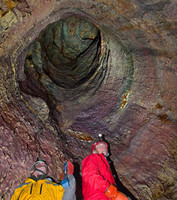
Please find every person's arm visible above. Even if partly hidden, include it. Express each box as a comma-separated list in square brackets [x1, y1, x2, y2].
[10, 190, 17, 200]
[55, 184, 65, 200]
[10, 182, 28, 200]
[62, 175, 76, 200]
[82, 155, 110, 193]
[61, 161, 76, 200]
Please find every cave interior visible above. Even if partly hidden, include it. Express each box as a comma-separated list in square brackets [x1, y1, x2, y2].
[0, 0, 177, 200]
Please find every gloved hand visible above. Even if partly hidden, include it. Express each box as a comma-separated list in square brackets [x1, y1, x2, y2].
[59, 161, 74, 181]
[59, 172, 64, 181]
[105, 184, 129, 200]
[67, 161, 74, 175]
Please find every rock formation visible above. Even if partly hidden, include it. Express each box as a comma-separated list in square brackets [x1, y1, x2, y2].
[0, 0, 176, 199]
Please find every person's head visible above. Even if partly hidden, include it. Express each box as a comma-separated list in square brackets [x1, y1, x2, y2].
[91, 141, 109, 156]
[29, 160, 48, 180]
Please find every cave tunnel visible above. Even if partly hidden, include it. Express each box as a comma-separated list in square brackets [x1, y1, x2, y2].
[0, 1, 177, 200]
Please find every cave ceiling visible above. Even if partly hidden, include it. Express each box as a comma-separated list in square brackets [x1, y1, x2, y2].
[0, 0, 177, 200]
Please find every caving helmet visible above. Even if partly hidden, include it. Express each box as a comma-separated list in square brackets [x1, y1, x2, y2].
[29, 159, 48, 180]
[91, 134, 109, 153]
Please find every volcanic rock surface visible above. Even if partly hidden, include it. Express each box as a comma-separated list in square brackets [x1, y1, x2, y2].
[0, 0, 177, 200]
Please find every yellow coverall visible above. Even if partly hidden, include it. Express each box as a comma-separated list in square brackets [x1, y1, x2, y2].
[10, 177, 64, 200]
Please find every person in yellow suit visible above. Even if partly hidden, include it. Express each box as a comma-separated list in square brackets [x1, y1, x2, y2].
[10, 159, 76, 200]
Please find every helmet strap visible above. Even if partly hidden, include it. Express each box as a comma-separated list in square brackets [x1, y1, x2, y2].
[30, 164, 48, 180]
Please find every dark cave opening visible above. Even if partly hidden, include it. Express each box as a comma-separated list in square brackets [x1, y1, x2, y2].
[24, 16, 101, 89]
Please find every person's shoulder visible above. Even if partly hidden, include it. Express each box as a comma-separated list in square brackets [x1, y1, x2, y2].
[13, 178, 32, 191]
[25, 177, 35, 183]
[41, 179, 64, 192]
[82, 154, 93, 161]
[82, 154, 100, 163]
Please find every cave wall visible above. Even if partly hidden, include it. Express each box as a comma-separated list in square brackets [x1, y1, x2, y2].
[0, 0, 177, 200]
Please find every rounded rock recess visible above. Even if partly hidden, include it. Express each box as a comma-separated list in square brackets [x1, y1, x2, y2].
[19, 14, 134, 126]
[24, 16, 102, 89]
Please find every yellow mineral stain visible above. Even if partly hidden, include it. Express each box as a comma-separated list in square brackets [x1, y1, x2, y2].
[67, 129, 94, 142]
[152, 184, 164, 199]
[20, 95, 38, 116]
[0, 9, 3, 18]
[56, 104, 63, 112]
[0, 0, 18, 18]
[5, 0, 18, 9]
[121, 90, 130, 109]
[155, 103, 163, 109]
[61, 119, 74, 130]
[11, 60, 17, 89]
[68, 17, 78, 36]
[80, 29, 96, 39]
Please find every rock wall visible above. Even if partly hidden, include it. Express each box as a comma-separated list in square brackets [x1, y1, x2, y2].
[0, 0, 177, 199]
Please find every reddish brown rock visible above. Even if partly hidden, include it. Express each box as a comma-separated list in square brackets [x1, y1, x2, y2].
[0, 0, 177, 200]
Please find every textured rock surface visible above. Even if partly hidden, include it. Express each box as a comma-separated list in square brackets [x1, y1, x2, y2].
[0, 0, 177, 200]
